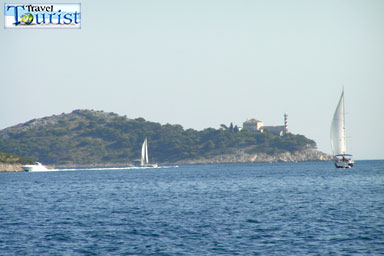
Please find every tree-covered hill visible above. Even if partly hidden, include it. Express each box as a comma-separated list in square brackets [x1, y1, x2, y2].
[0, 152, 33, 165]
[0, 110, 317, 165]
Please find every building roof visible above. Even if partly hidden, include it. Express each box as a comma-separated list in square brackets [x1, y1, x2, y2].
[244, 118, 262, 123]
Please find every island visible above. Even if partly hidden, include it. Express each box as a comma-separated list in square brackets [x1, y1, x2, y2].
[0, 109, 331, 170]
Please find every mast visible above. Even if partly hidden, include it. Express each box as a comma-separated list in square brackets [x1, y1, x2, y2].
[340, 89, 346, 154]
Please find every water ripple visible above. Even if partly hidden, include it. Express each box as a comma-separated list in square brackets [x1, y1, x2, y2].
[0, 161, 383, 255]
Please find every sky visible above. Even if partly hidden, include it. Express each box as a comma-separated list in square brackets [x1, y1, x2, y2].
[1, 0, 383, 160]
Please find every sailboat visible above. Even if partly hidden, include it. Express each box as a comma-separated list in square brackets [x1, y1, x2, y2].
[140, 138, 158, 168]
[330, 89, 354, 168]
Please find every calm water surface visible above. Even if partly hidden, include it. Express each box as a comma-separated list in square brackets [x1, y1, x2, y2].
[1, 161, 383, 255]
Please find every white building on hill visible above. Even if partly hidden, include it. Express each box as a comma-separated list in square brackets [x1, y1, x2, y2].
[262, 126, 285, 136]
[243, 119, 263, 131]
[242, 114, 289, 136]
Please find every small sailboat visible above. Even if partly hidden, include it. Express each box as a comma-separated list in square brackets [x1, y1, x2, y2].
[140, 138, 158, 168]
[330, 89, 354, 168]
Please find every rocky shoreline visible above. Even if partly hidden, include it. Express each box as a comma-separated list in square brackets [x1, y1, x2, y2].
[174, 148, 332, 165]
[0, 163, 24, 172]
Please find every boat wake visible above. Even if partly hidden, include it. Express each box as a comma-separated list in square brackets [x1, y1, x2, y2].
[57, 165, 179, 172]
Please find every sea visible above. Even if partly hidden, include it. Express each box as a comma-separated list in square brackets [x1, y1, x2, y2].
[1, 161, 383, 256]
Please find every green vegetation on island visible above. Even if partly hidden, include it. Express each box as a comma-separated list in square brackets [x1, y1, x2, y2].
[0, 110, 316, 165]
[0, 152, 33, 165]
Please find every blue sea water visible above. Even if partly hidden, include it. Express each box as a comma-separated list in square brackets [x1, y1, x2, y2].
[1, 161, 383, 255]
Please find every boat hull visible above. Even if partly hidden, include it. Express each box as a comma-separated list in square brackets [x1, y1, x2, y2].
[140, 164, 158, 168]
[334, 154, 354, 169]
[335, 163, 353, 169]
[22, 162, 49, 172]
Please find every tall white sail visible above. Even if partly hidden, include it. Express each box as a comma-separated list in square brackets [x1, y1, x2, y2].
[145, 138, 148, 164]
[330, 90, 346, 155]
[141, 138, 148, 166]
[140, 137, 157, 167]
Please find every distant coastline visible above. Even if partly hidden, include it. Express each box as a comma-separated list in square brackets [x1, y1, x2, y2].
[0, 109, 331, 169]
[0, 148, 332, 172]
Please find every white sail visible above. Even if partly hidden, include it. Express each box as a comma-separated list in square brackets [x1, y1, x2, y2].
[141, 138, 148, 166]
[330, 90, 346, 155]
[140, 137, 157, 167]
[145, 138, 148, 164]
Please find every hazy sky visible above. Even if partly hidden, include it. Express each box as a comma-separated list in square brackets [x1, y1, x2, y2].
[1, 0, 383, 160]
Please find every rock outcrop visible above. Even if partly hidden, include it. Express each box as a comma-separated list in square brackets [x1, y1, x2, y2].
[175, 148, 332, 165]
[0, 163, 23, 172]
